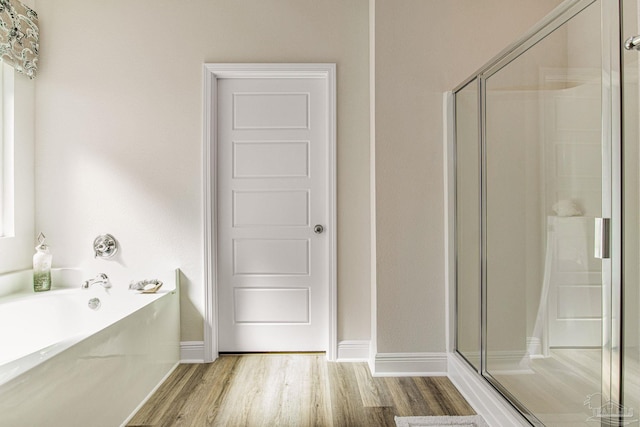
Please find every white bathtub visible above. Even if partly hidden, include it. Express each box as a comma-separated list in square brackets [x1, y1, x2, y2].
[0, 269, 180, 427]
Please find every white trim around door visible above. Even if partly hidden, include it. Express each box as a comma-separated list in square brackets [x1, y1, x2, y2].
[203, 63, 337, 362]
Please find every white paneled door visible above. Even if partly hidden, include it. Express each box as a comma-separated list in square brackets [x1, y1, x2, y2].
[215, 68, 333, 353]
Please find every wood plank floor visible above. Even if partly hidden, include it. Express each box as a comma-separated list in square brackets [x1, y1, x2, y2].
[127, 354, 475, 427]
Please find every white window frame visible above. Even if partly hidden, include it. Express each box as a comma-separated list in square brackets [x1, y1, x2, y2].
[0, 61, 14, 238]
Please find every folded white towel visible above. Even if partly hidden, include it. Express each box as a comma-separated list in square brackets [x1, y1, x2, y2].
[552, 199, 583, 217]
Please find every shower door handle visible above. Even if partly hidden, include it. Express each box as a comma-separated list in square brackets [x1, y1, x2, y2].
[594, 218, 610, 259]
[625, 35, 640, 51]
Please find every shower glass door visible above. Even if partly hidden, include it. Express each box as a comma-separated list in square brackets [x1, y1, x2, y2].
[454, 0, 621, 425]
[455, 78, 481, 372]
[484, 2, 606, 421]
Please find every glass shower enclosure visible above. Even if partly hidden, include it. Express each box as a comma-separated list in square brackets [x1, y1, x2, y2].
[451, 0, 640, 424]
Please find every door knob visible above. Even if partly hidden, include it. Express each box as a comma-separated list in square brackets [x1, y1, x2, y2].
[314, 224, 324, 234]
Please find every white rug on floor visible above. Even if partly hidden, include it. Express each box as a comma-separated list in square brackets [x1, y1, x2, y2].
[394, 415, 489, 427]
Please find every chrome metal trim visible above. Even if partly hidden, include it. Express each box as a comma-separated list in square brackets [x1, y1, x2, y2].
[619, 0, 633, 415]
[603, 1, 623, 414]
[452, 88, 459, 358]
[603, 0, 623, 415]
[479, 75, 488, 379]
[595, 218, 611, 259]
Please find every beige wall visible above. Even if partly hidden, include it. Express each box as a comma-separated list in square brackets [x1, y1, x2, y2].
[31, 0, 567, 354]
[33, 0, 371, 343]
[372, 0, 564, 353]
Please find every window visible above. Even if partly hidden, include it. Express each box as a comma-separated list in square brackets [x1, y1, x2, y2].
[0, 61, 14, 238]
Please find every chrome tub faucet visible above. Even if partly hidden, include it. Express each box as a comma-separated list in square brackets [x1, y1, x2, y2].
[81, 273, 111, 289]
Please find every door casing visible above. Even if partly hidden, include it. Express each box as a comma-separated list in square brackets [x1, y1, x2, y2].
[202, 63, 337, 362]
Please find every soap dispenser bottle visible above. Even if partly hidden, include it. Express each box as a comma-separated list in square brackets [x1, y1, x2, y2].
[33, 232, 52, 292]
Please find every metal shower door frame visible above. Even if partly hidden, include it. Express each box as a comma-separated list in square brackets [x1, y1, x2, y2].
[452, 0, 623, 425]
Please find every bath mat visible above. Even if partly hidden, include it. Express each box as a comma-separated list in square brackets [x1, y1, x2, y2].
[394, 415, 489, 427]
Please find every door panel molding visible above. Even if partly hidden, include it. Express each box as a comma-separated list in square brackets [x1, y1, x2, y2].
[203, 63, 337, 362]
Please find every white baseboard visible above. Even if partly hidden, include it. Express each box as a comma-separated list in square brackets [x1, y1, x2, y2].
[371, 352, 448, 377]
[336, 340, 370, 361]
[448, 353, 530, 426]
[180, 341, 205, 363]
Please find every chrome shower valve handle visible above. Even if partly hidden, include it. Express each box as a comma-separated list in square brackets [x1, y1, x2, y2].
[93, 234, 118, 259]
